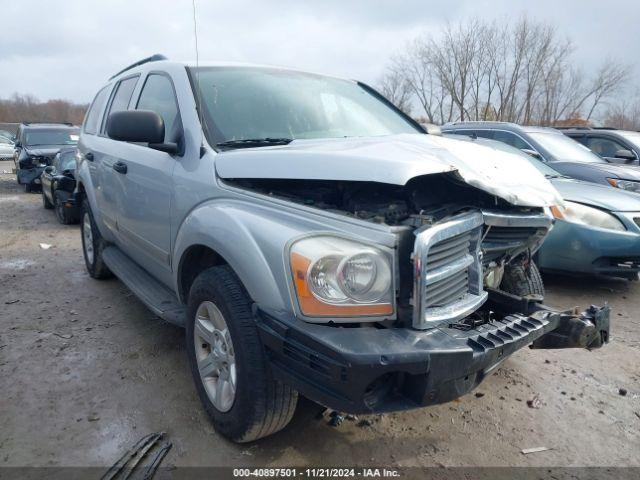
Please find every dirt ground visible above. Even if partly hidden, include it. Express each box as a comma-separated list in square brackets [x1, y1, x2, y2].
[1, 159, 639, 469]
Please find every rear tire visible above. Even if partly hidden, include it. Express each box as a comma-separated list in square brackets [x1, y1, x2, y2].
[42, 189, 53, 209]
[186, 265, 297, 442]
[24, 183, 32, 193]
[81, 199, 112, 279]
[501, 262, 545, 298]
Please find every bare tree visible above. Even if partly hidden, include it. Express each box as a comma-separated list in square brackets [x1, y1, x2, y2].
[0, 93, 87, 125]
[379, 16, 631, 126]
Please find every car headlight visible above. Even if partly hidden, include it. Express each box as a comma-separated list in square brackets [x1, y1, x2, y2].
[551, 201, 626, 231]
[289, 236, 394, 317]
[607, 178, 640, 193]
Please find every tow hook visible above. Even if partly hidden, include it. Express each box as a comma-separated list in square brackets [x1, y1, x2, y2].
[531, 304, 610, 350]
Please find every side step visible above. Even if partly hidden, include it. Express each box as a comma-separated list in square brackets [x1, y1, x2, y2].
[102, 246, 186, 326]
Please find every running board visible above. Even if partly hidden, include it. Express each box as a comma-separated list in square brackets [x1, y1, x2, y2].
[102, 246, 186, 326]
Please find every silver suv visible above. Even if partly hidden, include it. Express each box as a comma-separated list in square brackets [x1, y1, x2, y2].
[77, 55, 610, 442]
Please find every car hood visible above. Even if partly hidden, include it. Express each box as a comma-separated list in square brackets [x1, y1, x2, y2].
[559, 161, 640, 180]
[550, 177, 640, 212]
[24, 146, 65, 156]
[215, 134, 562, 207]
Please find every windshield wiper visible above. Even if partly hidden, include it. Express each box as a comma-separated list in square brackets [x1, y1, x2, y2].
[216, 138, 293, 149]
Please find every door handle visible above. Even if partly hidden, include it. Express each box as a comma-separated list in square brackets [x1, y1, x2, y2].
[84, 152, 94, 161]
[113, 161, 128, 174]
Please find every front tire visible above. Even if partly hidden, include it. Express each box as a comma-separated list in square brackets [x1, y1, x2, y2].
[501, 262, 545, 298]
[42, 188, 53, 209]
[81, 199, 112, 279]
[54, 191, 74, 224]
[186, 265, 297, 442]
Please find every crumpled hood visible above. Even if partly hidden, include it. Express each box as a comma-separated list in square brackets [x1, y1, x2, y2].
[551, 177, 640, 212]
[24, 146, 62, 157]
[215, 134, 562, 207]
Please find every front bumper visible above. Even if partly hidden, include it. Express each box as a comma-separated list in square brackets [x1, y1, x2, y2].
[537, 219, 640, 279]
[258, 291, 609, 414]
[17, 166, 45, 186]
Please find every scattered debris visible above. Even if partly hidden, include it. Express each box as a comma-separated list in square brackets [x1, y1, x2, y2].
[474, 392, 485, 398]
[88, 414, 100, 422]
[53, 333, 73, 340]
[526, 395, 541, 409]
[101, 432, 170, 480]
[634, 412, 640, 421]
[521, 446, 551, 455]
[39, 243, 53, 250]
[544, 359, 551, 364]
[328, 411, 345, 427]
[4, 299, 19, 305]
[357, 419, 373, 428]
[618, 388, 628, 396]
[70, 310, 78, 315]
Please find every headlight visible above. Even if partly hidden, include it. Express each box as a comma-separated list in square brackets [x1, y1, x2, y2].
[551, 201, 626, 231]
[607, 178, 640, 193]
[289, 236, 393, 317]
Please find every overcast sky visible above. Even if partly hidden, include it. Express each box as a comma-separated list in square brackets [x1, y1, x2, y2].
[1, 0, 638, 104]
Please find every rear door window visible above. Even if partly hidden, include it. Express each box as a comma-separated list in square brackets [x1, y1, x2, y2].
[492, 130, 531, 150]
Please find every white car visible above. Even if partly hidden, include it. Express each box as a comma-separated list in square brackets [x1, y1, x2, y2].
[0, 138, 15, 160]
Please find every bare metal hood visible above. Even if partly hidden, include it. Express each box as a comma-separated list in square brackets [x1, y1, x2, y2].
[215, 133, 562, 207]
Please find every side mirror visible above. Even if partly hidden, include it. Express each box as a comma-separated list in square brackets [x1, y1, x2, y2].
[106, 110, 180, 155]
[614, 149, 636, 162]
[521, 148, 542, 160]
[107, 110, 164, 143]
[14, 141, 21, 148]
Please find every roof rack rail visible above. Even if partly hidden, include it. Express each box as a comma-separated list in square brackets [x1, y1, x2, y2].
[22, 122, 74, 127]
[553, 126, 592, 130]
[109, 54, 168, 80]
[593, 126, 618, 130]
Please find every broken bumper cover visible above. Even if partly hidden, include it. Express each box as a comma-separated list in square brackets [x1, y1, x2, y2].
[257, 300, 609, 414]
[17, 166, 45, 186]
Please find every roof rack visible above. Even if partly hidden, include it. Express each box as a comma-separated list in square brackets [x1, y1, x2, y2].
[109, 54, 168, 80]
[593, 126, 618, 130]
[553, 126, 592, 130]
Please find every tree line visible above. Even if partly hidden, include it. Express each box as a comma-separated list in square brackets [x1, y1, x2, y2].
[379, 17, 633, 127]
[0, 94, 88, 126]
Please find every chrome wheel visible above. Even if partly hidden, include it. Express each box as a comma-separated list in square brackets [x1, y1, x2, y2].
[82, 213, 94, 265]
[194, 301, 237, 412]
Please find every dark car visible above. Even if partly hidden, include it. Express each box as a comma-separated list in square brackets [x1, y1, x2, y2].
[13, 123, 79, 192]
[560, 127, 640, 167]
[41, 148, 80, 224]
[442, 122, 640, 194]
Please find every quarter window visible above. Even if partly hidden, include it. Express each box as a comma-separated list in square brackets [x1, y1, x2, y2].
[136, 74, 180, 143]
[83, 86, 110, 135]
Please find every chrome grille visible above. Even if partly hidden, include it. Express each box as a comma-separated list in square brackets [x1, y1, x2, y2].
[413, 211, 487, 329]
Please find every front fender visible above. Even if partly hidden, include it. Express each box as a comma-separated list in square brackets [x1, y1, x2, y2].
[173, 196, 399, 320]
[173, 200, 303, 317]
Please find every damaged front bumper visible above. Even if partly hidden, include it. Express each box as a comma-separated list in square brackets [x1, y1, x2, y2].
[257, 291, 609, 414]
[17, 166, 45, 187]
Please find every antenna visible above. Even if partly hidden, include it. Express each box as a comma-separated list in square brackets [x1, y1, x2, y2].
[192, 0, 205, 148]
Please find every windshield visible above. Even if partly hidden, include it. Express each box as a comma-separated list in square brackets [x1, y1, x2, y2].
[58, 151, 77, 170]
[25, 129, 79, 147]
[616, 131, 640, 151]
[529, 131, 604, 163]
[188, 67, 420, 145]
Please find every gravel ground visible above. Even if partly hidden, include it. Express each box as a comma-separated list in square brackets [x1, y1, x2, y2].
[1, 160, 639, 468]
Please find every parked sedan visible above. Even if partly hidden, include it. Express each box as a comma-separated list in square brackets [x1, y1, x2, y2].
[445, 134, 640, 280]
[41, 148, 80, 224]
[560, 127, 640, 166]
[443, 122, 640, 195]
